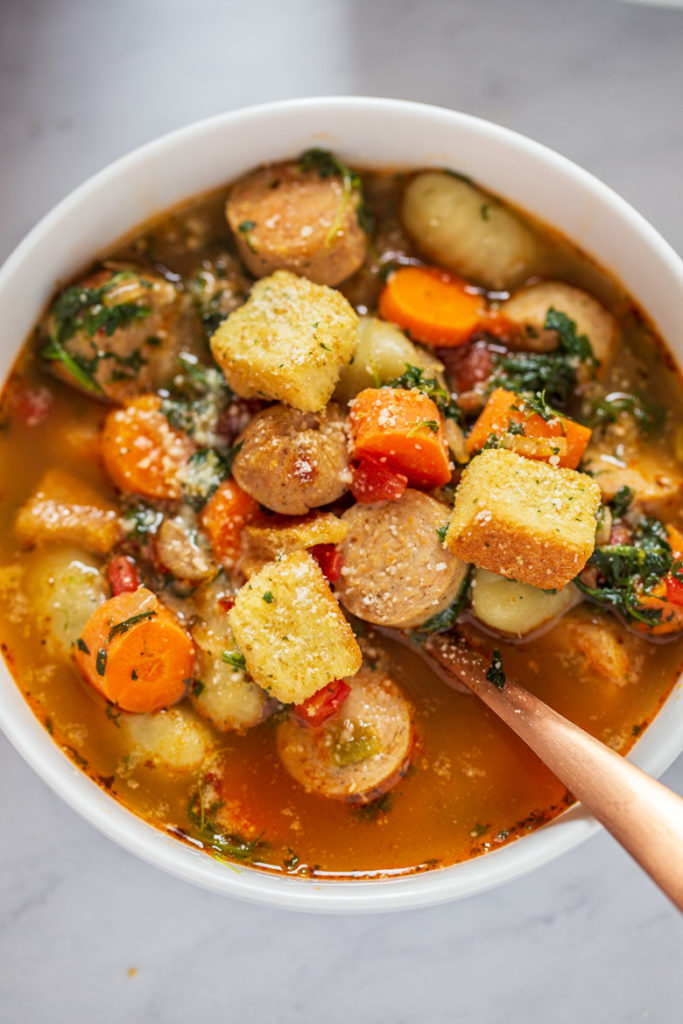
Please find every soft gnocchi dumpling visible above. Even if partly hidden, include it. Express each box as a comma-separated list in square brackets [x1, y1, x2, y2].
[24, 545, 107, 660]
[334, 316, 444, 404]
[401, 172, 541, 290]
[120, 704, 217, 773]
[500, 281, 619, 374]
[470, 568, 579, 637]
[190, 619, 272, 733]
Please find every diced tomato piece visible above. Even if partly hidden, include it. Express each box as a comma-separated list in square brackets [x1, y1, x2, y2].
[351, 454, 408, 503]
[11, 385, 53, 426]
[293, 679, 351, 728]
[218, 595, 236, 613]
[310, 544, 344, 584]
[106, 556, 140, 596]
[665, 574, 683, 607]
[438, 340, 497, 393]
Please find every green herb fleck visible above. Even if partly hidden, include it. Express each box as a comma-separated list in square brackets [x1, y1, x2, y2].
[76, 637, 90, 655]
[262, 591, 274, 604]
[95, 648, 107, 676]
[108, 609, 157, 641]
[486, 649, 506, 690]
[223, 650, 246, 670]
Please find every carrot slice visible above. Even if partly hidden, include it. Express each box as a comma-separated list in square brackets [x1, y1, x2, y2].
[378, 266, 484, 347]
[467, 387, 592, 470]
[74, 587, 195, 713]
[101, 395, 195, 499]
[348, 387, 451, 488]
[200, 478, 260, 569]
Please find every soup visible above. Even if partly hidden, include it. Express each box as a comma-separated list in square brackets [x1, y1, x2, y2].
[1, 153, 682, 879]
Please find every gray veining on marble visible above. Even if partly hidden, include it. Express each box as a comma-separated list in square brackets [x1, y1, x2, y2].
[1, 1, 682, 1021]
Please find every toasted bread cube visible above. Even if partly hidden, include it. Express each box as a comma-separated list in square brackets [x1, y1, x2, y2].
[210, 270, 358, 413]
[445, 449, 601, 589]
[228, 550, 362, 704]
[15, 468, 121, 554]
[245, 513, 348, 560]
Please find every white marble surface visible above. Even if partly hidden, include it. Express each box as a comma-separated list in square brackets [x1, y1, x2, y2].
[1, 0, 682, 1020]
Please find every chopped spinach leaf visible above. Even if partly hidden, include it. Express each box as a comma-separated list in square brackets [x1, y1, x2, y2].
[610, 485, 634, 520]
[413, 567, 472, 635]
[575, 516, 673, 624]
[486, 649, 506, 690]
[389, 364, 461, 421]
[493, 308, 597, 408]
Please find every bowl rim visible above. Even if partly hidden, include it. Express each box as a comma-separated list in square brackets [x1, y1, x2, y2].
[1, 95, 682, 913]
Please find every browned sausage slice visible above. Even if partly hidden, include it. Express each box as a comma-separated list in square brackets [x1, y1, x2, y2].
[226, 160, 367, 286]
[276, 668, 413, 803]
[232, 403, 350, 515]
[336, 489, 469, 629]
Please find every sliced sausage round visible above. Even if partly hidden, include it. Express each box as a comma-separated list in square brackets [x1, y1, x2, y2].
[232, 403, 350, 515]
[276, 668, 413, 803]
[336, 489, 469, 629]
[226, 160, 367, 286]
[42, 265, 183, 402]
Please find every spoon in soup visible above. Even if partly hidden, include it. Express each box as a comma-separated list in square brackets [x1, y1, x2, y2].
[398, 629, 683, 912]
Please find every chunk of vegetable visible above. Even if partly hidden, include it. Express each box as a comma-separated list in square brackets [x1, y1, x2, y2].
[334, 316, 443, 404]
[74, 587, 195, 713]
[467, 387, 592, 470]
[293, 679, 351, 727]
[350, 454, 408, 503]
[200, 478, 260, 570]
[101, 395, 195, 499]
[401, 171, 541, 290]
[471, 568, 578, 636]
[106, 555, 140, 596]
[379, 266, 484, 347]
[349, 387, 451, 488]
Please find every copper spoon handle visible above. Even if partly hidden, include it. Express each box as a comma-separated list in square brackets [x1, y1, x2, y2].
[425, 634, 683, 913]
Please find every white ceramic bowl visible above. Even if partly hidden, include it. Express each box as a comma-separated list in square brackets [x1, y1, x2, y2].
[1, 97, 682, 913]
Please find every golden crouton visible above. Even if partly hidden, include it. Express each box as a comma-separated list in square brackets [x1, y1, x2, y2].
[210, 270, 358, 413]
[245, 513, 347, 560]
[445, 449, 601, 589]
[15, 468, 121, 554]
[228, 550, 362, 705]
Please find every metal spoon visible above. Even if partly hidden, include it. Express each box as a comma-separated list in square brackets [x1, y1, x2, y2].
[412, 630, 683, 912]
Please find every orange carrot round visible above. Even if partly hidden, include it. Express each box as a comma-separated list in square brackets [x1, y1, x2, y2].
[74, 587, 195, 713]
[200, 478, 260, 569]
[349, 387, 451, 488]
[378, 266, 484, 347]
[101, 395, 195, 499]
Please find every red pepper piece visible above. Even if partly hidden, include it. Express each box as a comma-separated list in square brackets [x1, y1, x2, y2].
[293, 679, 351, 728]
[106, 556, 140, 596]
[310, 544, 344, 583]
[351, 454, 408, 503]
